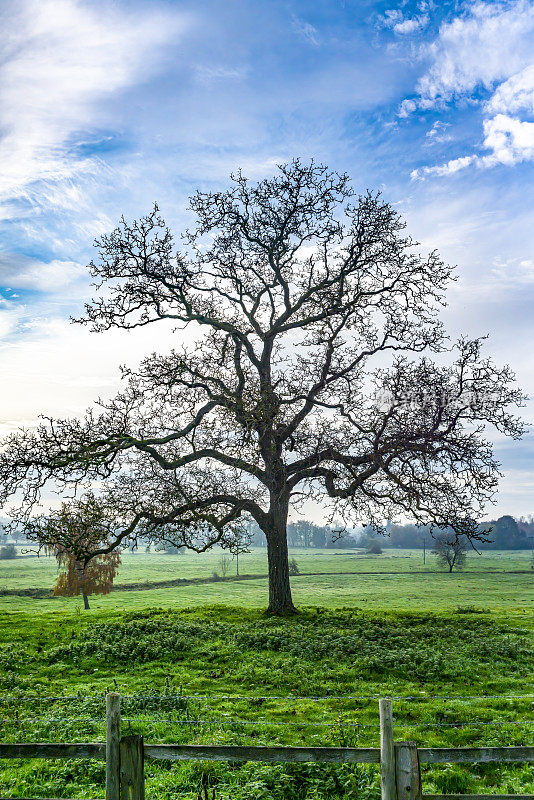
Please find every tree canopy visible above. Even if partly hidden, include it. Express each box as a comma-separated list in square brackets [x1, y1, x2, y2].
[0, 159, 524, 612]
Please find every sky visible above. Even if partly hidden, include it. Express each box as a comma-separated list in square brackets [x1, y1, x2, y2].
[1, 0, 534, 520]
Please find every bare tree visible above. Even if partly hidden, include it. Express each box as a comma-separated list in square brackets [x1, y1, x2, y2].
[218, 553, 231, 578]
[226, 528, 252, 575]
[432, 534, 468, 573]
[0, 160, 524, 613]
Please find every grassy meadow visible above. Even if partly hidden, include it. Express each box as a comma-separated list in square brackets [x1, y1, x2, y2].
[0, 547, 532, 799]
[1, 546, 532, 612]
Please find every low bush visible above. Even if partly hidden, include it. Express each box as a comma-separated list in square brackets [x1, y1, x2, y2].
[0, 606, 532, 799]
[0, 544, 16, 560]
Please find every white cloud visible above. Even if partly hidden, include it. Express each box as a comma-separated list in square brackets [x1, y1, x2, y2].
[487, 64, 534, 114]
[482, 113, 534, 164]
[0, 253, 86, 292]
[0, 317, 196, 436]
[393, 15, 429, 34]
[403, 1, 534, 176]
[378, 9, 429, 35]
[414, 1, 534, 108]
[412, 113, 534, 177]
[411, 155, 474, 179]
[398, 98, 418, 117]
[0, 0, 189, 208]
[380, 9, 404, 27]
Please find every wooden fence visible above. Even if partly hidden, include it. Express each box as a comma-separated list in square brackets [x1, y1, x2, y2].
[0, 694, 533, 800]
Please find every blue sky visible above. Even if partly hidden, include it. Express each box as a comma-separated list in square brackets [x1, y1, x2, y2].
[1, 0, 534, 518]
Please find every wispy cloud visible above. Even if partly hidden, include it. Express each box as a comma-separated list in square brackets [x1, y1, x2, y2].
[194, 65, 248, 83]
[291, 15, 320, 46]
[0, 297, 23, 341]
[0, 316, 196, 435]
[491, 256, 534, 285]
[425, 120, 452, 144]
[393, 15, 429, 35]
[0, 0, 189, 211]
[377, 8, 429, 35]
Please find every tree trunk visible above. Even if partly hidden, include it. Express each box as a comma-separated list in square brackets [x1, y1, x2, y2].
[82, 591, 90, 610]
[265, 499, 297, 614]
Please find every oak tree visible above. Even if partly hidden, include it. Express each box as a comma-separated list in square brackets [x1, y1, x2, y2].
[0, 160, 524, 613]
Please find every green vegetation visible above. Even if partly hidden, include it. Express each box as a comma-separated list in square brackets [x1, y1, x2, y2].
[0, 549, 532, 799]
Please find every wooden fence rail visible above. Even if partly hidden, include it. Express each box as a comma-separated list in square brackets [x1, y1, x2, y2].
[0, 694, 533, 800]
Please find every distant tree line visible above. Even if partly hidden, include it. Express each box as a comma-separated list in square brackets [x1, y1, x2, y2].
[247, 520, 360, 549]
[388, 515, 532, 550]
[247, 515, 532, 550]
[2, 513, 531, 557]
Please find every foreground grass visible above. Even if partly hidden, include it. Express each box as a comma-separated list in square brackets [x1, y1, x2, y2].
[0, 604, 532, 800]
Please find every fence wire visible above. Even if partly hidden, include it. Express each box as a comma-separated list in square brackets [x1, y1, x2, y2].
[2, 715, 533, 729]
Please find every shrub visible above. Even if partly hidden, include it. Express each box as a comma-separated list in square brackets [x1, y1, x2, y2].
[161, 544, 184, 555]
[0, 543, 16, 559]
[366, 543, 382, 554]
[288, 558, 299, 575]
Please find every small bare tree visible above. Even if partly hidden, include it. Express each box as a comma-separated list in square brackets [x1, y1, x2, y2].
[432, 534, 468, 573]
[0, 160, 524, 613]
[217, 553, 231, 578]
[226, 527, 252, 575]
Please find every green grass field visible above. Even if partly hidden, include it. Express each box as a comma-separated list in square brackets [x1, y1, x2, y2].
[0, 548, 532, 799]
[1, 547, 532, 613]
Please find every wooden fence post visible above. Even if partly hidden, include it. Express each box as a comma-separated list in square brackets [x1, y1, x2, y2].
[395, 741, 422, 800]
[120, 735, 145, 800]
[106, 692, 121, 800]
[380, 698, 396, 800]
